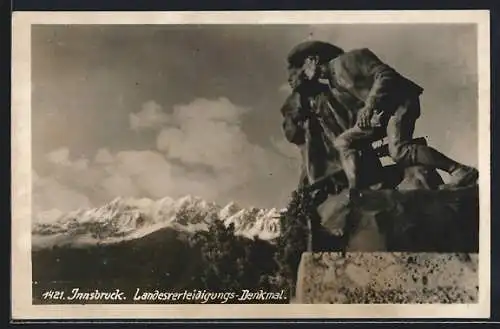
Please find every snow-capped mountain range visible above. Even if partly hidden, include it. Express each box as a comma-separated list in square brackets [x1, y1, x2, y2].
[32, 195, 285, 249]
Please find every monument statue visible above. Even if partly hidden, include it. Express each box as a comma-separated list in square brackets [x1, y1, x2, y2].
[280, 40, 480, 251]
[280, 42, 383, 195]
[284, 41, 478, 191]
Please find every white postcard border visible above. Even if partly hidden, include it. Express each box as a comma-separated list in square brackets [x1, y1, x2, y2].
[11, 10, 491, 320]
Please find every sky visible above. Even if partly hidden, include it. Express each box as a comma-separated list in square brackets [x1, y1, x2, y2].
[31, 23, 479, 212]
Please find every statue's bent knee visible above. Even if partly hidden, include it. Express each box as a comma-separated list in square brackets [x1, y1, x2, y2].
[333, 136, 351, 152]
[388, 142, 413, 166]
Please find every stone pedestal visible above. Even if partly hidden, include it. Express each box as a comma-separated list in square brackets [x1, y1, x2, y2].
[316, 185, 479, 253]
[295, 252, 478, 304]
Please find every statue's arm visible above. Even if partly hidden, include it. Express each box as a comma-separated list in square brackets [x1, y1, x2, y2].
[281, 92, 307, 145]
[332, 48, 399, 112]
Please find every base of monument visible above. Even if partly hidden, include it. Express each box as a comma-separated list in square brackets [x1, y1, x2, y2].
[295, 252, 478, 304]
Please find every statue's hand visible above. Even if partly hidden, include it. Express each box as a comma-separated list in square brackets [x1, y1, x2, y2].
[356, 106, 374, 129]
[370, 110, 384, 127]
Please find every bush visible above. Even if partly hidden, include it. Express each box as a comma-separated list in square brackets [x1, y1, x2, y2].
[188, 188, 322, 299]
[189, 216, 279, 293]
[273, 187, 317, 296]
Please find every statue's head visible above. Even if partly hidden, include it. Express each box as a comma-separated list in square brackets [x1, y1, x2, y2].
[287, 66, 303, 89]
[286, 41, 344, 87]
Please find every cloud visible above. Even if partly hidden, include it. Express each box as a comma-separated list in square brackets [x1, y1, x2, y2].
[156, 98, 251, 170]
[129, 100, 169, 131]
[94, 148, 114, 164]
[155, 97, 293, 180]
[46, 147, 71, 166]
[110, 150, 175, 198]
[33, 173, 93, 214]
[154, 98, 301, 205]
[34, 149, 172, 212]
[46, 147, 89, 171]
[34, 147, 222, 212]
[101, 172, 139, 198]
[72, 158, 89, 171]
[33, 97, 302, 213]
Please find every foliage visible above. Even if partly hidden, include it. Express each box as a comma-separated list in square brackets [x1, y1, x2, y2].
[187, 188, 320, 298]
[273, 187, 317, 296]
[188, 215, 279, 292]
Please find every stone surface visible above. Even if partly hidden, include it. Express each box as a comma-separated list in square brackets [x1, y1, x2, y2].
[295, 252, 478, 304]
[315, 185, 479, 253]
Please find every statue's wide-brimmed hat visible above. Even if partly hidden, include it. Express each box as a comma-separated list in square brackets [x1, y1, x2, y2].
[287, 41, 344, 67]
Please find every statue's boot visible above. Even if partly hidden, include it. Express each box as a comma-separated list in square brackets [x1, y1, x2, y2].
[448, 165, 479, 187]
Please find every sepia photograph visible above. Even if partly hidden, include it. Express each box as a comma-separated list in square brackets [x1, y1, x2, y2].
[11, 10, 490, 319]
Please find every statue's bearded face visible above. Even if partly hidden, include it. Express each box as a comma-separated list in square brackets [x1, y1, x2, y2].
[287, 55, 322, 90]
[302, 56, 320, 80]
[287, 66, 304, 89]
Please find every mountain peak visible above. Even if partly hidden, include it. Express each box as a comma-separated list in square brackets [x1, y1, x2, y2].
[32, 195, 281, 249]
